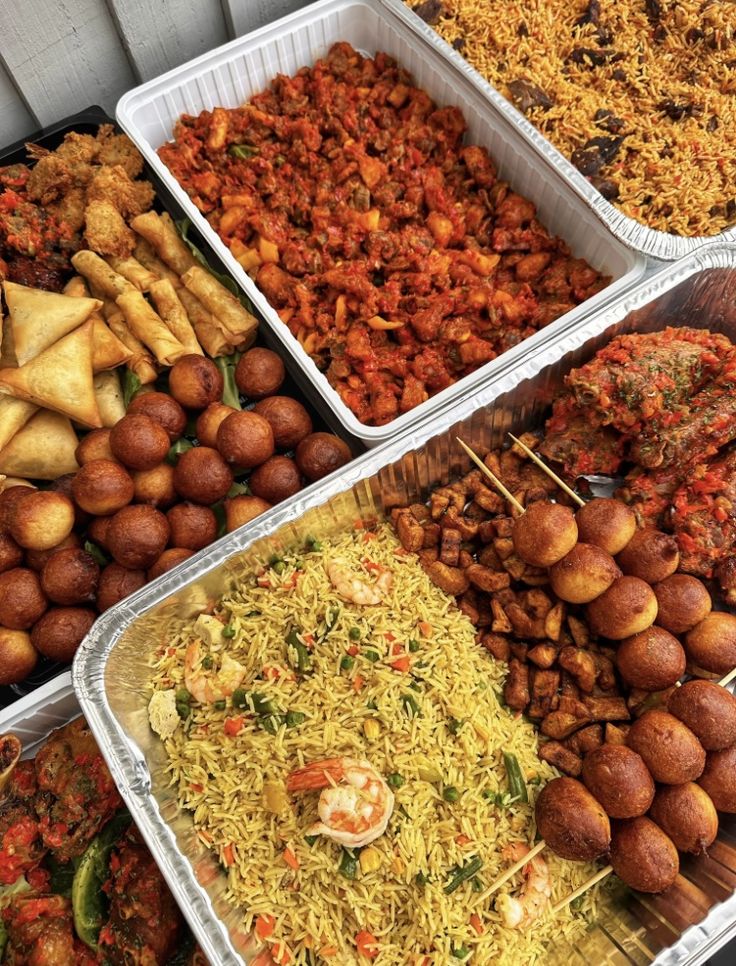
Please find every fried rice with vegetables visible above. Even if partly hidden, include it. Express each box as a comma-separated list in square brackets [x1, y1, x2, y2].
[149, 525, 610, 964]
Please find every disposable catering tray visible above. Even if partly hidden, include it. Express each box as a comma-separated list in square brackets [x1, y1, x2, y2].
[115, 0, 645, 450]
[393, 0, 736, 262]
[0, 106, 364, 712]
[74, 238, 736, 965]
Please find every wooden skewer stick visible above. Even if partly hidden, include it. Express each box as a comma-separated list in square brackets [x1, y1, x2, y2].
[550, 865, 613, 915]
[456, 438, 524, 514]
[718, 667, 736, 689]
[475, 839, 547, 905]
[508, 433, 586, 508]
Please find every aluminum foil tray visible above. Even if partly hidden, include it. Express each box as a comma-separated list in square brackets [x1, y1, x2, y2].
[391, 0, 736, 262]
[115, 0, 644, 449]
[74, 240, 736, 965]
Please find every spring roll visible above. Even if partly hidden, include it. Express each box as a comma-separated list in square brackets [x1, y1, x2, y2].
[94, 369, 126, 427]
[148, 279, 202, 355]
[106, 309, 159, 385]
[0, 315, 16, 368]
[133, 239, 182, 287]
[181, 265, 258, 347]
[178, 289, 233, 357]
[130, 210, 197, 276]
[71, 250, 136, 300]
[106, 255, 159, 292]
[115, 290, 188, 366]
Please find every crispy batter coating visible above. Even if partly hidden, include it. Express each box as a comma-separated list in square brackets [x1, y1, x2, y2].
[87, 165, 154, 219]
[83, 200, 136, 258]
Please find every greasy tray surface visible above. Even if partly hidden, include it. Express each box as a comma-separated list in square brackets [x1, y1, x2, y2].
[115, 0, 643, 447]
[75, 240, 736, 965]
[393, 0, 736, 261]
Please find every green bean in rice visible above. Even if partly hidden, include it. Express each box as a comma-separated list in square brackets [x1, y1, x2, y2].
[150, 524, 610, 964]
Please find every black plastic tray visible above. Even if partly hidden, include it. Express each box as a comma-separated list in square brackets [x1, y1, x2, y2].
[0, 106, 362, 708]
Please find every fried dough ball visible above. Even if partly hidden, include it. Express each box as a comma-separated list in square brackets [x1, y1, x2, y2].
[0, 485, 34, 532]
[235, 347, 285, 399]
[87, 517, 111, 551]
[668, 680, 736, 751]
[575, 498, 637, 556]
[0, 532, 23, 574]
[48, 474, 89, 529]
[581, 745, 655, 819]
[512, 501, 578, 568]
[31, 606, 96, 663]
[75, 429, 115, 465]
[147, 548, 194, 580]
[72, 460, 135, 516]
[224, 495, 272, 532]
[216, 411, 274, 470]
[627, 710, 705, 784]
[249, 456, 302, 504]
[110, 414, 170, 471]
[24, 534, 81, 573]
[654, 575, 712, 635]
[0, 628, 37, 684]
[168, 355, 223, 410]
[9, 491, 75, 551]
[127, 391, 186, 442]
[685, 612, 736, 674]
[586, 576, 658, 640]
[195, 403, 237, 448]
[132, 463, 177, 508]
[166, 503, 217, 551]
[173, 447, 233, 505]
[0, 569, 47, 629]
[106, 505, 170, 570]
[96, 563, 146, 612]
[534, 777, 610, 861]
[254, 396, 313, 449]
[650, 782, 718, 854]
[698, 745, 736, 812]
[616, 626, 686, 691]
[616, 529, 680, 584]
[548, 543, 620, 604]
[609, 817, 679, 893]
[41, 548, 99, 606]
[295, 433, 352, 482]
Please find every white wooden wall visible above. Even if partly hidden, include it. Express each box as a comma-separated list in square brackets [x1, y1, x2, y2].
[0, 0, 312, 148]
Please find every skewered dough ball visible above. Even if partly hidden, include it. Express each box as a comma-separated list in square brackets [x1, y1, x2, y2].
[616, 528, 680, 584]
[649, 782, 718, 854]
[609, 817, 679, 893]
[616, 626, 686, 691]
[548, 543, 620, 603]
[685, 612, 736, 675]
[627, 710, 705, 785]
[575, 498, 637, 555]
[654, 574, 712, 634]
[534, 777, 611, 861]
[512, 501, 578, 568]
[668, 680, 736, 751]
[586, 576, 658, 640]
[581, 745, 654, 819]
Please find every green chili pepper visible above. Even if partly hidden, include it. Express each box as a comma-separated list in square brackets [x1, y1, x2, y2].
[415, 871, 428, 886]
[286, 629, 313, 674]
[364, 650, 380, 663]
[166, 438, 194, 465]
[503, 752, 528, 804]
[409, 681, 422, 692]
[229, 143, 258, 159]
[408, 638, 420, 653]
[444, 855, 483, 895]
[222, 624, 236, 639]
[471, 876, 483, 893]
[338, 848, 358, 879]
[231, 688, 247, 709]
[259, 715, 284, 735]
[443, 786, 460, 803]
[213, 699, 226, 711]
[402, 693, 421, 718]
[320, 608, 340, 640]
[349, 626, 361, 641]
[387, 773, 405, 789]
[285, 711, 306, 728]
[251, 693, 281, 716]
[447, 717, 463, 735]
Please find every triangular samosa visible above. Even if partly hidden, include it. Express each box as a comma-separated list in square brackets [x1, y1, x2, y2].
[4, 281, 101, 366]
[0, 410, 79, 479]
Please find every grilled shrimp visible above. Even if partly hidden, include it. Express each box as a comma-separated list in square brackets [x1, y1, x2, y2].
[326, 559, 393, 606]
[287, 757, 394, 848]
[184, 641, 246, 704]
[495, 842, 551, 928]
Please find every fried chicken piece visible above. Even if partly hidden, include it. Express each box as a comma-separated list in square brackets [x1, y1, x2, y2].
[54, 131, 100, 166]
[86, 165, 154, 219]
[1, 894, 93, 966]
[83, 200, 135, 258]
[671, 449, 736, 578]
[0, 761, 45, 885]
[96, 128, 145, 179]
[25, 155, 72, 205]
[540, 393, 625, 478]
[99, 825, 182, 965]
[34, 718, 122, 862]
[47, 187, 86, 235]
